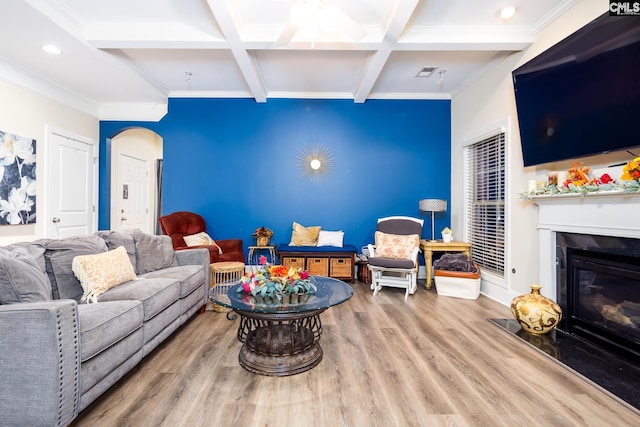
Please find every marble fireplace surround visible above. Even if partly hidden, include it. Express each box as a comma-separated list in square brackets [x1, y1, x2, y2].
[533, 191, 640, 302]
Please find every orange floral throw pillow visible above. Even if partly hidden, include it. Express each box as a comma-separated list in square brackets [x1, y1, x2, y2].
[374, 231, 420, 260]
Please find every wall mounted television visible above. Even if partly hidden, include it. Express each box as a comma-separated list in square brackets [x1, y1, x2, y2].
[512, 12, 640, 167]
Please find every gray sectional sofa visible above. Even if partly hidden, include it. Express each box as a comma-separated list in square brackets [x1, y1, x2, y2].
[0, 230, 210, 426]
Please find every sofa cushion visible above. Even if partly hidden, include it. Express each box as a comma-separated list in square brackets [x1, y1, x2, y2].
[72, 246, 138, 303]
[132, 230, 177, 274]
[368, 256, 416, 269]
[77, 299, 143, 362]
[97, 277, 181, 321]
[0, 245, 51, 304]
[141, 265, 204, 298]
[5, 241, 48, 274]
[44, 235, 108, 301]
[95, 230, 137, 272]
[374, 231, 419, 260]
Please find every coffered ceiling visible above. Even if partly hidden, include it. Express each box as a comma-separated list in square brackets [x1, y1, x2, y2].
[0, 0, 577, 120]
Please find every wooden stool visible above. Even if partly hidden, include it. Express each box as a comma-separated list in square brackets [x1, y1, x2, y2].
[209, 261, 245, 312]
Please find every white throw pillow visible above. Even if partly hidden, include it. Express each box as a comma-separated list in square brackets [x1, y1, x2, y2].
[72, 246, 137, 303]
[316, 230, 344, 247]
[183, 232, 222, 254]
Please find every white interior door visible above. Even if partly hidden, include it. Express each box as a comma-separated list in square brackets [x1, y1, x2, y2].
[116, 153, 149, 232]
[47, 131, 96, 238]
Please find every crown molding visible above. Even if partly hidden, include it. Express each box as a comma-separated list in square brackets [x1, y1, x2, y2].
[98, 102, 168, 122]
[0, 58, 99, 117]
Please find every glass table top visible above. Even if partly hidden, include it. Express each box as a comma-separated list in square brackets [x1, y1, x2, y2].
[210, 276, 354, 314]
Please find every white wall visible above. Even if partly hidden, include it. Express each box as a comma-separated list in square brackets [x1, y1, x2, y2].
[450, 0, 633, 306]
[0, 79, 98, 245]
[110, 128, 163, 233]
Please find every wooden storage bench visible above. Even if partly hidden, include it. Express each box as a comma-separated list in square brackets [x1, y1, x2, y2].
[276, 244, 358, 283]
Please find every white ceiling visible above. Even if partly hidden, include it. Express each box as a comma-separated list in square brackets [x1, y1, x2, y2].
[0, 0, 577, 120]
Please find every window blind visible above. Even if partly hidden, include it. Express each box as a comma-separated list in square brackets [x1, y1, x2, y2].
[464, 131, 505, 276]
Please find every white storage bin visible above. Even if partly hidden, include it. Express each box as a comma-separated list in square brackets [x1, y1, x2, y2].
[434, 265, 481, 300]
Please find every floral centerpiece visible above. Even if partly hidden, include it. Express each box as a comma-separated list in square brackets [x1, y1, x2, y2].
[253, 226, 273, 246]
[237, 256, 316, 301]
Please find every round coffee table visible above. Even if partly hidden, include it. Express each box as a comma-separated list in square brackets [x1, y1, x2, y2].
[211, 276, 353, 376]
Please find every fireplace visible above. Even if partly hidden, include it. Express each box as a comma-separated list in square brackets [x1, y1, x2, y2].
[556, 232, 640, 359]
[495, 192, 640, 409]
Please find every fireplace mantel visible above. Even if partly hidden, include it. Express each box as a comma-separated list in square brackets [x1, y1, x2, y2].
[532, 191, 640, 302]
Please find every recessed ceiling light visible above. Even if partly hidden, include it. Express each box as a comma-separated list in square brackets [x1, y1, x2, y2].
[500, 6, 517, 20]
[42, 45, 62, 55]
[416, 66, 438, 77]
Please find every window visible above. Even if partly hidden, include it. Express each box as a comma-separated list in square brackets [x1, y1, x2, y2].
[464, 130, 505, 277]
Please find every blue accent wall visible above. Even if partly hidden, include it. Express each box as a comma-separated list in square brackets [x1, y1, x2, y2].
[100, 98, 450, 258]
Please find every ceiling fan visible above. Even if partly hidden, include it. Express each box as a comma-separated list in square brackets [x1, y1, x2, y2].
[276, 0, 367, 46]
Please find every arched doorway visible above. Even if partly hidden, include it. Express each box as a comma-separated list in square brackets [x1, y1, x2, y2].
[109, 128, 163, 233]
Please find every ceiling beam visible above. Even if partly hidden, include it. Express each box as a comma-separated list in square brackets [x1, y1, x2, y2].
[352, 0, 420, 103]
[206, 0, 267, 103]
[86, 23, 226, 49]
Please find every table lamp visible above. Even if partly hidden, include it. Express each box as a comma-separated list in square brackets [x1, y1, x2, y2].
[419, 199, 447, 241]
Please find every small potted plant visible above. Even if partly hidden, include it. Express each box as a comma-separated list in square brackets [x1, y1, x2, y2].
[253, 226, 273, 247]
[441, 227, 453, 243]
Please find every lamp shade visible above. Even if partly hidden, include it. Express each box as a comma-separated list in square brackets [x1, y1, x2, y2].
[419, 199, 447, 213]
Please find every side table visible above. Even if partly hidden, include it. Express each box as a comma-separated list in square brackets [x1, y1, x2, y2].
[420, 240, 472, 289]
[247, 245, 276, 265]
[209, 261, 245, 312]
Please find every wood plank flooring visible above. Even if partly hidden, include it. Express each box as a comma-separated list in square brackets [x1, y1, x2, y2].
[72, 282, 640, 427]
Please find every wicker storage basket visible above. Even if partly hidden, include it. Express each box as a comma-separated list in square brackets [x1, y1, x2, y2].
[282, 257, 305, 270]
[330, 258, 352, 278]
[307, 257, 329, 276]
[356, 261, 372, 284]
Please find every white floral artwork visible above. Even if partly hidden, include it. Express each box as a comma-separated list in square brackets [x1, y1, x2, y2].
[0, 130, 36, 225]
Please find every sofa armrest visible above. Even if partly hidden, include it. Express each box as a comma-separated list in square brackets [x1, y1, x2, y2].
[175, 247, 210, 289]
[0, 300, 81, 426]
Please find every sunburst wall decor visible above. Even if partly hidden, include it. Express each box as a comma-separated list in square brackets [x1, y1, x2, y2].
[297, 145, 335, 183]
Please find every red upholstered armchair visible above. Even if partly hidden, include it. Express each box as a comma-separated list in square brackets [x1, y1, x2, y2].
[159, 211, 245, 264]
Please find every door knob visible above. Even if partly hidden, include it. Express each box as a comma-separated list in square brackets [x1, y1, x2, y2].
[52, 217, 60, 223]
[121, 217, 127, 221]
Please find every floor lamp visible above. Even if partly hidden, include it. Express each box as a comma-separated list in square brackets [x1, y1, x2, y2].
[419, 199, 447, 241]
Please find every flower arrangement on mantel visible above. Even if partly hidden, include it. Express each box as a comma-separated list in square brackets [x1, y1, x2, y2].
[237, 256, 317, 301]
[520, 159, 640, 200]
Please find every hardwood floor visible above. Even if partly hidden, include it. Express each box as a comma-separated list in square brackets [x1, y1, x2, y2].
[72, 282, 640, 427]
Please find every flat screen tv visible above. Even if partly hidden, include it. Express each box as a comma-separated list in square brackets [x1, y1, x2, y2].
[512, 12, 640, 167]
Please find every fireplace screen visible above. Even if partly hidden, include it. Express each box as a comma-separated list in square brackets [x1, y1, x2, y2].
[567, 249, 640, 356]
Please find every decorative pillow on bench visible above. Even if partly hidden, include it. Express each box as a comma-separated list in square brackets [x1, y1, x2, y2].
[317, 230, 344, 247]
[289, 222, 322, 246]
